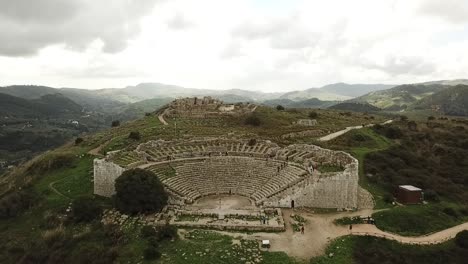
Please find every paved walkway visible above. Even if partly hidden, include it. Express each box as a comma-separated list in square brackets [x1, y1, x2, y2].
[317, 119, 393, 142]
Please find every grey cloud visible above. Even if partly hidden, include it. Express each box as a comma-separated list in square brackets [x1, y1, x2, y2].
[220, 41, 244, 59]
[0, 0, 160, 56]
[361, 56, 436, 76]
[231, 16, 318, 50]
[418, 0, 468, 23]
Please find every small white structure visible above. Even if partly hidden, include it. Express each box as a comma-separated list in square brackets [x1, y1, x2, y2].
[261, 240, 270, 248]
[218, 105, 235, 112]
[296, 119, 317, 126]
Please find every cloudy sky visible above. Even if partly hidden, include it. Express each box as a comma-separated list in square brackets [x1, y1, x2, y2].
[0, 0, 467, 92]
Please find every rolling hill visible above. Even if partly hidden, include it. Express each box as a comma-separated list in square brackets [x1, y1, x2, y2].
[350, 84, 449, 111]
[414, 85, 468, 116]
[262, 98, 339, 108]
[328, 102, 381, 112]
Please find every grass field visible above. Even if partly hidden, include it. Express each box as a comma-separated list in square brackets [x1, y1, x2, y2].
[318, 128, 394, 208]
[372, 202, 468, 236]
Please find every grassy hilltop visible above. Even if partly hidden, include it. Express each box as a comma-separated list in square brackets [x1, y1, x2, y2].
[0, 105, 467, 263]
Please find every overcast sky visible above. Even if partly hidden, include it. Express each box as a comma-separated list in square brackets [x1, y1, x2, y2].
[0, 0, 467, 92]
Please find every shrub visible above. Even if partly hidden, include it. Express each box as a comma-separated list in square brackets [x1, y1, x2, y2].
[308, 111, 318, 118]
[276, 105, 285, 111]
[27, 153, 75, 174]
[442, 207, 458, 218]
[75, 137, 84, 145]
[128, 131, 141, 140]
[424, 189, 439, 202]
[400, 115, 408, 121]
[156, 225, 178, 241]
[141, 225, 157, 238]
[0, 188, 39, 219]
[248, 138, 257, 146]
[145, 112, 152, 117]
[111, 120, 120, 127]
[71, 196, 103, 223]
[143, 246, 161, 260]
[407, 121, 418, 131]
[244, 115, 261, 126]
[114, 169, 168, 215]
[428, 116, 435, 121]
[147, 237, 159, 247]
[455, 230, 468, 248]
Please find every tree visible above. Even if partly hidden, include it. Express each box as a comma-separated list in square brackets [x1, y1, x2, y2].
[114, 169, 168, 215]
[71, 196, 102, 223]
[407, 121, 418, 131]
[400, 115, 408, 121]
[308, 111, 318, 118]
[248, 138, 257, 146]
[428, 116, 435, 121]
[276, 105, 285, 111]
[455, 230, 468, 248]
[111, 120, 120, 127]
[75, 137, 84, 145]
[128, 131, 141, 140]
[244, 115, 261, 126]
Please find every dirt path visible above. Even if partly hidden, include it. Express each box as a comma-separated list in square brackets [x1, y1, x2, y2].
[88, 142, 107, 156]
[317, 119, 393, 142]
[48, 180, 71, 200]
[212, 208, 467, 261]
[352, 222, 468, 244]
[158, 109, 169, 126]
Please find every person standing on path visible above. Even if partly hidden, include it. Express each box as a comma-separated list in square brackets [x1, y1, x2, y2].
[349, 224, 353, 234]
[301, 226, 305, 234]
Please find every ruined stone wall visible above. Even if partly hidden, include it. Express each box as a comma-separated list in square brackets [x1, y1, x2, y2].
[94, 158, 125, 197]
[263, 151, 359, 209]
[94, 140, 361, 208]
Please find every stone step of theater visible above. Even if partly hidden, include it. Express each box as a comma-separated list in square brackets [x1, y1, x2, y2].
[155, 156, 308, 204]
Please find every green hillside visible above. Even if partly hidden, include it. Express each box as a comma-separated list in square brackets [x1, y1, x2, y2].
[328, 102, 381, 112]
[352, 84, 448, 111]
[414, 85, 468, 116]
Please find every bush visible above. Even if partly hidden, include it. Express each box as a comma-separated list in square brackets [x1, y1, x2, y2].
[424, 189, 439, 202]
[276, 105, 285, 111]
[428, 116, 436, 121]
[114, 169, 168, 215]
[27, 153, 75, 174]
[400, 115, 408, 121]
[145, 112, 152, 117]
[407, 121, 418, 131]
[111, 120, 120, 127]
[244, 115, 261, 126]
[0, 188, 39, 219]
[443, 207, 458, 218]
[141, 225, 157, 238]
[75, 137, 84, 145]
[71, 196, 103, 223]
[128, 131, 141, 140]
[156, 225, 178, 241]
[308, 111, 318, 118]
[455, 230, 468, 248]
[248, 138, 257, 146]
[143, 246, 161, 260]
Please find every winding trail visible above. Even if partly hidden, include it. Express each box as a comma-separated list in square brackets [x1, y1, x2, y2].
[158, 110, 169, 126]
[317, 119, 393, 142]
[213, 208, 467, 260]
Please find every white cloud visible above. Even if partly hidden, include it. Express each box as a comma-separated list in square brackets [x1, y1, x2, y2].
[0, 0, 468, 91]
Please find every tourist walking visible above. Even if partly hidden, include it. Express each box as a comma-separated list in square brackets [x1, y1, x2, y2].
[301, 226, 304, 234]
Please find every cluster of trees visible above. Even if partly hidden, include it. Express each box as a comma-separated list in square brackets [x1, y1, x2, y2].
[366, 121, 468, 203]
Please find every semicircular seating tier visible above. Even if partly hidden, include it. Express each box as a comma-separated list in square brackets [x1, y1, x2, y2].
[95, 139, 359, 208]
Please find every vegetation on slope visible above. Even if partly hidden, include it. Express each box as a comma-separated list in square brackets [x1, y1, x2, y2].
[414, 84, 468, 116]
